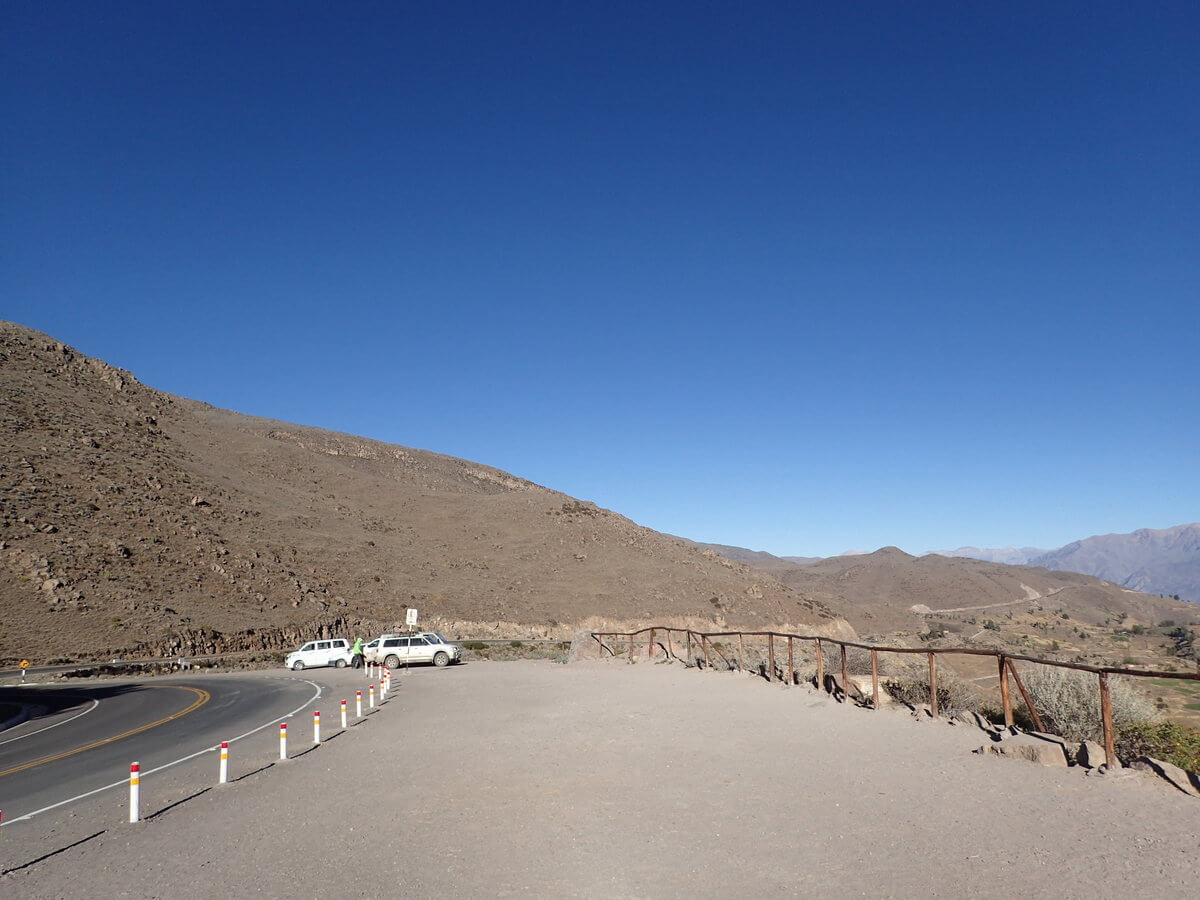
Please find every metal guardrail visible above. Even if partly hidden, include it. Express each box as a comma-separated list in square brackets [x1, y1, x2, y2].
[591, 627, 1200, 765]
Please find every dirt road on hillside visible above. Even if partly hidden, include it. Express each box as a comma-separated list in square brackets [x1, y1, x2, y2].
[3, 660, 1199, 898]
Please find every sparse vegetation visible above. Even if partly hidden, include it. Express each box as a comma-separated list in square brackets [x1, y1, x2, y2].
[1021, 666, 1159, 744]
[1115, 721, 1200, 774]
[882, 661, 984, 716]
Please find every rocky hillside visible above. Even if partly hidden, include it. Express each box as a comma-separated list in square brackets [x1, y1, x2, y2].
[0, 322, 839, 663]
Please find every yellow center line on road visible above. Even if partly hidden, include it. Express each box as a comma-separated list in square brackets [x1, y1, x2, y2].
[0, 685, 210, 779]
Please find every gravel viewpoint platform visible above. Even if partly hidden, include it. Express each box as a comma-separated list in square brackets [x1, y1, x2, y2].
[3, 659, 1200, 898]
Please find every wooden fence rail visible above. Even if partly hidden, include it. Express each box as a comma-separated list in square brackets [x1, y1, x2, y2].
[591, 627, 1200, 766]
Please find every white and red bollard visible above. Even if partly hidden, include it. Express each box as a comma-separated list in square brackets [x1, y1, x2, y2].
[368, 684, 375, 709]
[279, 722, 288, 760]
[219, 741, 229, 784]
[129, 762, 141, 823]
[340, 699, 348, 729]
[313, 710, 321, 745]
[355, 690, 362, 718]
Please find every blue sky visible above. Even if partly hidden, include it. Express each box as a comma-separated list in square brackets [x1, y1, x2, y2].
[4, 2, 1198, 557]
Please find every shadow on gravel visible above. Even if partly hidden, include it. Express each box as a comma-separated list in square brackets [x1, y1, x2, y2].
[146, 787, 212, 820]
[231, 762, 275, 782]
[1, 830, 105, 875]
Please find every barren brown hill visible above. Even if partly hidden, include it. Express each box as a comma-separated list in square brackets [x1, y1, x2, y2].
[690, 544, 1198, 639]
[0, 322, 840, 663]
[716, 544, 1200, 693]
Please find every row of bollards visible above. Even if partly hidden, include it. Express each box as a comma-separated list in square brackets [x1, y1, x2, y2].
[126, 670, 391, 824]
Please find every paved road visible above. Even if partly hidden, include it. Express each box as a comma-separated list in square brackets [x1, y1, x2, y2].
[0, 673, 322, 822]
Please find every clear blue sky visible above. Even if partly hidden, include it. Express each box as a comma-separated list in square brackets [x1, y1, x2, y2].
[4, 2, 1197, 557]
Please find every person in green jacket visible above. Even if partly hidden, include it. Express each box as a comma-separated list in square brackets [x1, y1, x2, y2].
[350, 636, 364, 669]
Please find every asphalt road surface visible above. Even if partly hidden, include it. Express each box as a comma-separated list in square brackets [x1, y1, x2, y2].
[0, 672, 324, 822]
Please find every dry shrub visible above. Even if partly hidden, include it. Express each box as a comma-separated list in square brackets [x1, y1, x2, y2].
[1020, 665, 1159, 743]
[882, 659, 985, 715]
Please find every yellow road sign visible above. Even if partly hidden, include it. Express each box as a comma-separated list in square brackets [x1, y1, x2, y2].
[19, 659, 30, 669]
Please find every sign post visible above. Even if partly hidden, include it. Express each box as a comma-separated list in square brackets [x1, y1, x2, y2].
[19, 659, 30, 682]
[405, 609, 418, 676]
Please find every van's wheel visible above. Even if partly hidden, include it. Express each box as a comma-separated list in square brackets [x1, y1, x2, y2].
[335, 659, 347, 668]
[385, 654, 401, 669]
[433, 651, 449, 667]
[292, 660, 305, 671]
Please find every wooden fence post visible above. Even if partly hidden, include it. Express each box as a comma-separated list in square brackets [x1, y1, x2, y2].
[629, 633, 634, 660]
[840, 644, 850, 702]
[686, 630, 693, 664]
[666, 629, 675, 660]
[871, 649, 879, 709]
[1099, 672, 1116, 767]
[815, 639, 824, 691]
[648, 628, 655, 659]
[768, 634, 776, 683]
[788, 636, 795, 686]
[739, 633, 746, 672]
[1007, 661, 1045, 732]
[928, 652, 939, 717]
[998, 655, 1013, 727]
[702, 635, 711, 668]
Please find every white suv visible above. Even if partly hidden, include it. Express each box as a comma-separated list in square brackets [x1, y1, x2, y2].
[285, 639, 353, 670]
[369, 633, 462, 668]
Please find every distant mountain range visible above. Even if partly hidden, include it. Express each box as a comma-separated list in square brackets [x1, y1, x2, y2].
[933, 524, 1200, 603]
[696, 520, 1200, 614]
[683, 542, 1200, 642]
[931, 546, 1047, 566]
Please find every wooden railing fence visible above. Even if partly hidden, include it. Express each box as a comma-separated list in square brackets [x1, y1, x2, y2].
[591, 627, 1200, 765]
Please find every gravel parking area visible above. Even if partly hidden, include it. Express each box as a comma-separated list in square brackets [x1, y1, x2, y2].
[4, 659, 1200, 898]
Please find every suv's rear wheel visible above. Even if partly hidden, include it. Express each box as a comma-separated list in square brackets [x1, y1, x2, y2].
[433, 651, 449, 667]
[384, 654, 401, 669]
[335, 658, 347, 668]
[292, 660, 305, 671]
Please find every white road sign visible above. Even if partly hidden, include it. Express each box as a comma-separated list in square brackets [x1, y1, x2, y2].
[406, 608, 419, 626]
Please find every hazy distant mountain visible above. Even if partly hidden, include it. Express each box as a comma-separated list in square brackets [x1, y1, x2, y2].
[931, 546, 1047, 566]
[1028, 524, 1200, 603]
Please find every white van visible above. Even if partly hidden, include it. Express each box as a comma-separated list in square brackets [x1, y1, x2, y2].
[285, 639, 353, 670]
[368, 633, 462, 668]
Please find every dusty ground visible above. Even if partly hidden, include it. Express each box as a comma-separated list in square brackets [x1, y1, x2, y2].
[3, 659, 1200, 898]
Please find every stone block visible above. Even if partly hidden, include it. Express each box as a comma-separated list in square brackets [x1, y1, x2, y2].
[1075, 740, 1108, 769]
[1130, 757, 1200, 797]
[982, 734, 1069, 767]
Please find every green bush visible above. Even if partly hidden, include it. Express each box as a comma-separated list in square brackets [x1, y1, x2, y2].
[1116, 721, 1200, 775]
[462, 641, 488, 651]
